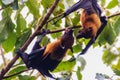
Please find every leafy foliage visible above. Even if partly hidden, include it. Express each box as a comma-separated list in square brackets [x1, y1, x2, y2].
[54, 60, 76, 72]
[76, 67, 82, 80]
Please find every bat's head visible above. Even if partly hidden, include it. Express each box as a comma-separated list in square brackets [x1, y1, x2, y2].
[60, 28, 74, 49]
[76, 26, 97, 39]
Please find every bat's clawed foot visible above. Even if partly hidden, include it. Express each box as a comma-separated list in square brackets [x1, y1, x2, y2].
[42, 29, 50, 34]
[100, 16, 108, 24]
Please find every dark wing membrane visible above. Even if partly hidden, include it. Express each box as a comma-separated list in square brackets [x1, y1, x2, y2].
[63, 0, 92, 18]
[27, 47, 46, 68]
[35, 53, 61, 79]
[16, 49, 29, 67]
[56, 0, 102, 22]
[28, 47, 46, 61]
[91, 0, 102, 16]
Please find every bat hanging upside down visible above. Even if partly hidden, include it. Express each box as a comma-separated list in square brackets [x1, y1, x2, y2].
[54, 0, 102, 40]
[76, 8, 101, 39]
[17, 28, 74, 79]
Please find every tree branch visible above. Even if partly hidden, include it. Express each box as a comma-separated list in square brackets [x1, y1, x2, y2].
[0, 0, 60, 79]
[108, 12, 120, 18]
[36, 26, 80, 35]
[48, 26, 80, 34]
[3, 69, 31, 79]
[47, 13, 63, 23]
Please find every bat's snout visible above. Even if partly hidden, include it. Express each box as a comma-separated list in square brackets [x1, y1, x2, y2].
[65, 28, 73, 34]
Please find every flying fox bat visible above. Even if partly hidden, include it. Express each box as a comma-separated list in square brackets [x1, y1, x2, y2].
[17, 28, 74, 79]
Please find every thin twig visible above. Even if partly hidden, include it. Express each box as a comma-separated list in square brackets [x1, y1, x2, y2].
[0, 45, 6, 66]
[29, 70, 34, 76]
[47, 13, 63, 23]
[3, 69, 31, 79]
[47, 26, 80, 34]
[108, 12, 120, 18]
[36, 26, 81, 35]
[0, 0, 60, 79]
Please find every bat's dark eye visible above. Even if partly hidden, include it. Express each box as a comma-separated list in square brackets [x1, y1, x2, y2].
[88, 27, 92, 32]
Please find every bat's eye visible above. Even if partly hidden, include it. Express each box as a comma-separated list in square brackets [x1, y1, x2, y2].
[88, 27, 92, 32]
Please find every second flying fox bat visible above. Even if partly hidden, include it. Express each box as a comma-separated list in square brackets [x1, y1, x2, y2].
[76, 7, 101, 39]
[17, 28, 74, 79]
[55, 0, 103, 39]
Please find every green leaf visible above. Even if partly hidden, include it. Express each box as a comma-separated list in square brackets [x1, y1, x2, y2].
[101, 0, 106, 7]
[41, 36, 50, 47]
[2, 32, 17, 52]
[15, 29, 31, 52]
[106, 0, 118, 9]
[112, 68, 120, 76]
[71, 13, 80, 25]
[0, 27, 8, 43]
[102, 50, 117, 65]
[16, 14, 27, 36]
[0, 0, 2, 5]
[112, 58, 120, 70]
[98, 23, 116, 45]
[26, 0, 40, 19]
[0, 18, 8, 43]
[41, 0, 54, 8]
[76, 67, 82, 80]
[73, 44, 82, 53]
[113, 17, 120, 35]
[68, 44, 82, 55]
[50, 30, 62, 39]
[8, 66, 26, 75]
[65, 17, 73, 27]
[2, 7, 12, 17]
[53, 2, 64, 16]
[18, 75, 36, 80]
[54, 60, 76, 72]
[0, 16, 15, 43]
